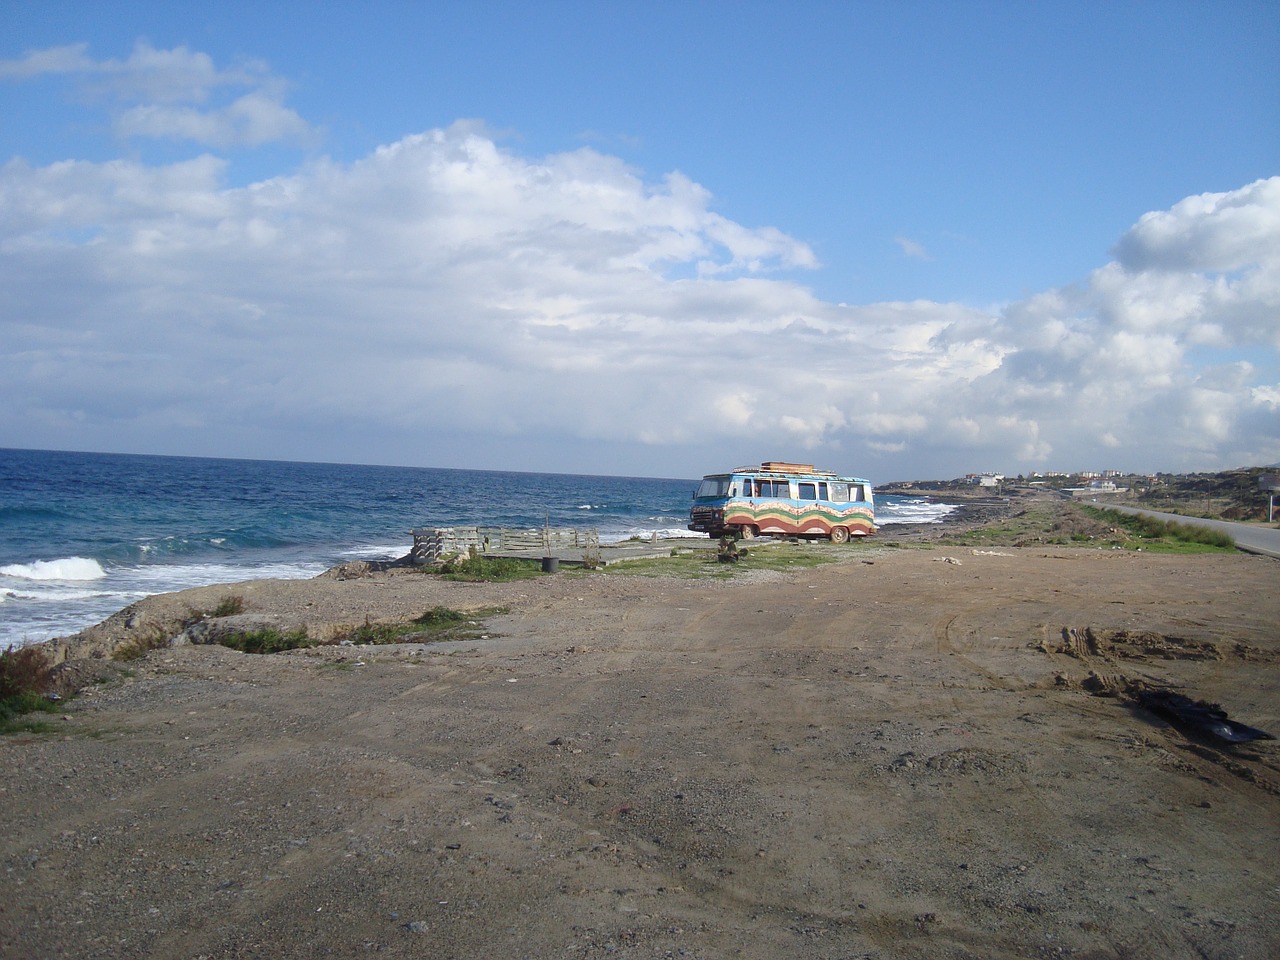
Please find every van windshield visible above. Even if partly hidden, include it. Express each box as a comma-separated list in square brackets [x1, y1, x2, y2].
[696, 477, 732, 498]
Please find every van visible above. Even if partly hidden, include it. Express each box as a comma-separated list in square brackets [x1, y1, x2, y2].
[688, 461, 875, 542]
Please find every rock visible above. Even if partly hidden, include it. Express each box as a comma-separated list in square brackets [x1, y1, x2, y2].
[318, 561, 378, 580]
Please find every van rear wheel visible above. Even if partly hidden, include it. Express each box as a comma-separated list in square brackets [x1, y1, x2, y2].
[829, 526, 850, 544]
[739, 525, 757, 540]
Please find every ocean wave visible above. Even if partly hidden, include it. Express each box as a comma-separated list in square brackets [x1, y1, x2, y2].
[601, 526, 703, 544]
[0, 557, 108, 581]
[877, 500, 958, 524]
[2, 585, 119, 603]
[132, 528, 297, 558]
[341, 543, 414, 560]
[126, 560, 328, 591]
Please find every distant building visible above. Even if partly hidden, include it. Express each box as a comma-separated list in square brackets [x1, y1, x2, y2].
[962, 472, 1004, 487]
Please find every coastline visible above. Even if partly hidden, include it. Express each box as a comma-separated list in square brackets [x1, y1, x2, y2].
[6, 496, 1278, 959]
[34, 494, 1011, 667]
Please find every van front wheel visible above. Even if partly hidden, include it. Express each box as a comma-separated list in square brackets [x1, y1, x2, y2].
[829, 526, 850, 544]
[738, 525, 757, 540]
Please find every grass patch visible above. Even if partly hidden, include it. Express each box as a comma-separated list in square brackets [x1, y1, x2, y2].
[336, 606, 507, 645]
[936, 502, 1237, 553]
[216, 628, 317, 655]
[1, 716, 63, 735]
[936, 504, 1068, 547]
[112, 627, 174, 662]
[1081, 506, 1236, 553]
[206, 595, 246, 618]
[0, 690, 62, 733]
[432, 553, 543, 582]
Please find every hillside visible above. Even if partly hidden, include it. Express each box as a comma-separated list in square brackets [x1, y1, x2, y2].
[1133, 467, 1277, 521]
[882, 466, 1279, 523]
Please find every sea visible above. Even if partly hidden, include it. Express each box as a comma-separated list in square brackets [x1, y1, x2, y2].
[0, 448, 955, 649]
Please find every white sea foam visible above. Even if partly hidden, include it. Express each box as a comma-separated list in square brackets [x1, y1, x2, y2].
[0, 557, 108, 581]
[877, 499, 958, 524]
[2, 583, 115, 601]
[601, 526, 702, 544]
[341, 543, 412, 560]
[127, 561, 328, 591]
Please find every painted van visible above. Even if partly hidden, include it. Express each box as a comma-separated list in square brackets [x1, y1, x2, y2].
[688, 461, 875, 542]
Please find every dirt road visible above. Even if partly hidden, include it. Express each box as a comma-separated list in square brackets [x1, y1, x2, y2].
[3, 545, 1278, 959]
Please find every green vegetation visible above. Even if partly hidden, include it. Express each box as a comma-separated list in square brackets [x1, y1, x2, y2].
[206, 595, 246, 617]
[113, 594, 250, 661]
[109, 596, 506, 659]
[334, 606, 506, 645]
[112, 627, 174, 662]
[936, 504, 1071, 547]
[433, 552, 544, 582]
[0, 645, 61, 734]
[214, 627, 317, 655]
[1082, 506, 1236, 552]
[936, 501, 1237, 553]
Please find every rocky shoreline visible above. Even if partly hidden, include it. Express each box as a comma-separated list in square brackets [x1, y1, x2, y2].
[35, 493, 1022, 671]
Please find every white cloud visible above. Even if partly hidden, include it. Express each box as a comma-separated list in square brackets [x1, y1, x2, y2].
[1253, 385, 1280, 410]
[0, 43, 96, 78]
[894, 235, 930, 260]
[0, 90, 1277, 477]
[1113, 178, 1280, 274]
[0, 41, 314, 148]
[114, 92, 313, 148]
[946, 177, 1280, 472]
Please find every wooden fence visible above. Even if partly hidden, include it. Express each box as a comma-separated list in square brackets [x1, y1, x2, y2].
[410, 526, 600, 564]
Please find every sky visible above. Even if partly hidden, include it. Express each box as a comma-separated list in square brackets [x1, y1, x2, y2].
[1, 1, 1277, 482]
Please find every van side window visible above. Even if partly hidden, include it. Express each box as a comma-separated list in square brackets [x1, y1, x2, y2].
[798, 482, 817, 500]
[829, 482, 849, 503]
[818, 482, 828, 500]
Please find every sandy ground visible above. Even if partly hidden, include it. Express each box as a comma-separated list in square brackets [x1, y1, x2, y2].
[2, 538, 1278, 959]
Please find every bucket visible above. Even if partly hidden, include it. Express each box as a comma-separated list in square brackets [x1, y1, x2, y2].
[541, 556, 559, 573]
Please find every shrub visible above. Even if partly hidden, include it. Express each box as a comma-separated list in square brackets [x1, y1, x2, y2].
[414, 606, 467, 627]
[207, 595, 246, 618]
[0, 645, 51, 702]
[0, 646, 58, 725]
[437, 553, 540, 582]
[331, 606, 503, 646]
[112, 628, 173, 662]
[216, 628, 316, 655]
[339, 621, 405, 644]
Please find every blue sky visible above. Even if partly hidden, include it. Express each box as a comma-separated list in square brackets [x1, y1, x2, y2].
[2, 1, 1277, 480]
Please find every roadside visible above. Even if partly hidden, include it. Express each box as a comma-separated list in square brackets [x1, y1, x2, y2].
[1092, 502, 1280, 560]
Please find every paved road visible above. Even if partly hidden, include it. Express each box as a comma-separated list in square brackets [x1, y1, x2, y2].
[1097, 502, 1280, 559]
